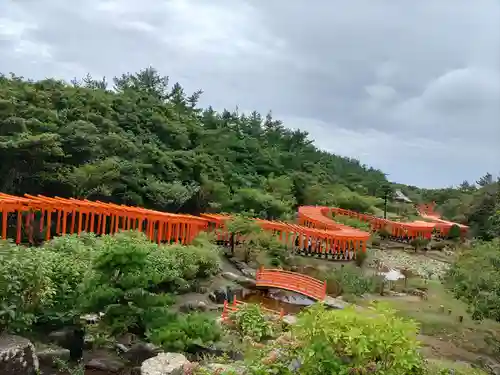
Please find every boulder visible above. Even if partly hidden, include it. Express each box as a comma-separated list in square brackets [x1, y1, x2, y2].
[240, 268, 256, 278]
[221, 271, 240, 281]
[47, 327, 85, 360]
[209, 288, 228, 304]
[235, 276, 256, 289]
[124, 342, 161, 365]
[228, 258, 247, 271]
[36, 347, 70, 367]
[86, 354, 126, 373]
[179, 301, 209, 313]
[324, 296, 348, 310]
[0, 335, 39, 375]
[141, 352, 190, 375]
[282, 315, 298, 326]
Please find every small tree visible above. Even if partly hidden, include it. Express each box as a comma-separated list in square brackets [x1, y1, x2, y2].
[245, 303, 426, 374]
[225, 215, 263, 263]
[80, 232, 173, 335]
[410, 237, 430, 252]
[446, 239, 500, 321]
[447, 224, 462, 241]
[230, 304, 274, 342]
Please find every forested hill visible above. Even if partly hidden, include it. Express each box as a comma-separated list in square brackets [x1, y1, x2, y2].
[395, 174, 500, 240]
[0, 68, 391, 218]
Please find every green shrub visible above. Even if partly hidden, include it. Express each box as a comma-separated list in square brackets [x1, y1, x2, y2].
[446, 239, 500, 321]
[230, 304, 274, 342]
[146, 312, 222, 352]
[244, 303, 425, 375]
[325, 265, 375, 296]
[0, 230, 222, 338]
[429, 241, 447, 251]
[80, 231, 174, 335]
[335, 194, 376, 214]
[410, 237, 431, 251]
[447, 224, 462, 240]
[354, 249, 368, 267]
[148, 241, 221, 292]
[258, 232, 288, 266]
[370, 233, 381, 247]
[41, 233, 100, 325]
[0, 240, 54, 333]
[331, 215, 371, 232]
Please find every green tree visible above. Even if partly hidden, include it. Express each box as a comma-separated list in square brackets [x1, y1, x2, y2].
[447, 239, 500, 321]
[0, 69, 391, 218]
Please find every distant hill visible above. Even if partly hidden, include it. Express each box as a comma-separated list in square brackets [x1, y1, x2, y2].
[0, 68, 388, 219]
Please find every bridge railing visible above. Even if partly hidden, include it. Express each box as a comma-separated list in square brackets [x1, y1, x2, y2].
[255, 267, 327, 301]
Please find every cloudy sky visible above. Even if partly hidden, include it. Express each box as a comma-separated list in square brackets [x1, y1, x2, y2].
[1, 0, 499, 188]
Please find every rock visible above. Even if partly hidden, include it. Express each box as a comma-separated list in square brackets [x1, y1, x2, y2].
[209, 288, 227, 304]
[179, 301, 207, 313]
[36, 347, 70, 367]
[86, 355, 126, 372]
[197, 301, 208, 311]
[324, 296, 348, 309]
[235, 276, 257, 289]
[47, 329, 72, 344]
[0, 334, 39, 375]
[140, 352, 190, 375]
[222, 271, 240, 281]
[228, 258, 247, 271]
[115, 343, 129, 353]
[282, 315, 298, 326]
[488, 364, 500, 375]
[117, 333, 137, 346]
[124, 342, 161, 365]
[240, 268, 256, 278]
[47, 327, 85, 360]
[477, 357, 500, 375]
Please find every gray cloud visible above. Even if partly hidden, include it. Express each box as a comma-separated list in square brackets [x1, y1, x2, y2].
[0, 0, 499, 187]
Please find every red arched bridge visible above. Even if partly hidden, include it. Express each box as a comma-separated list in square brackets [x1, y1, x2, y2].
[255, 267, 327, 301]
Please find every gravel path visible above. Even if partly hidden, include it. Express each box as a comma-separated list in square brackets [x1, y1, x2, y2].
[368, 249, 450, 279]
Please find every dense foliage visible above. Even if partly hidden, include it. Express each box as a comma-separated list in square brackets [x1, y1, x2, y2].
[242, 303, 426, 375]
[0, 69, 389, 219]
[447, 239, 500, 321]
[398, 174, 500, 239]
[230, 304, 275, 342]
[0, 231, 222, 349]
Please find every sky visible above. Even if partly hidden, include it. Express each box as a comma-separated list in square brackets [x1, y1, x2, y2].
[0, 0, 499, 188]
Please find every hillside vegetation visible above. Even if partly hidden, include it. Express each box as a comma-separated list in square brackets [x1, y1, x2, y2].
[2, 67, 496, 232]
[0, 68, 390, 219]
[396, 175, 500, 239]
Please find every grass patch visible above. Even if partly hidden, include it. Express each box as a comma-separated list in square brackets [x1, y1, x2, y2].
[359, 279, 500, 360]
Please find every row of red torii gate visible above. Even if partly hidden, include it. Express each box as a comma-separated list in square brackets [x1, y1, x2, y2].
[0, 193, 468, 259]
